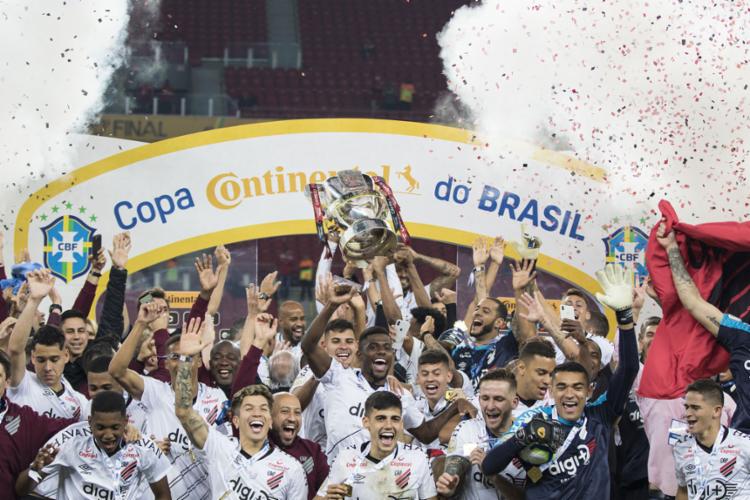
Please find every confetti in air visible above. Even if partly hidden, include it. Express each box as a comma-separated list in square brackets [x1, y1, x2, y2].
[438, 0, 750, 221]
[0, 1, 160, 228]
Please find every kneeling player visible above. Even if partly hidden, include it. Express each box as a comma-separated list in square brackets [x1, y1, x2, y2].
[319, 391, 437, 499]
[437, 368, 524, 499]
[674, 379, 750, 500]
[173, 322, 308, 499]
[18, 390, 171, 499]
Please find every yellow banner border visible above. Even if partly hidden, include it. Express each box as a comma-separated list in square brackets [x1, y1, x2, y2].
[12, 118, 614, 333]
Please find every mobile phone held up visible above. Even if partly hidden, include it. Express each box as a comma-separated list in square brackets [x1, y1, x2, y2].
[560, 304, 576, 321]
[89, 234, 102, 259]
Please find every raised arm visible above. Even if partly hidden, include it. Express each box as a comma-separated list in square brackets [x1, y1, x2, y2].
[517, 291, 579, 359]
[471, 238, 490, 303]
[656, 221, 723, 335]
[409, 247, 461, 298]
[97, 232, 131, 344]
[207, 245, 230, 316]
[510, 259, 538, 343]
[301, 274, 355, 378]
[9, 270, 54, 386]
[109, 302, 166, 400]
[372, 257, 402, 322]
[188, 253, 220, 322]
[174, 317, 210, 449]
[395, 245, 431, 308]
[594, 264, 638, 413]
[232, 313, 276, 394]
[239, 278, 276, 357]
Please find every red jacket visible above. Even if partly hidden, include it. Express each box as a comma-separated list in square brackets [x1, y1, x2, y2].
[639, 200, 750, 399]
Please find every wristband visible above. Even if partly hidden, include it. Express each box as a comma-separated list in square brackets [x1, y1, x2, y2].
[472, 265, 485, 274]
[615, 307, 633, 325]
[49, 304, 62, 314]
[90, 271, 102, 278]
[178, 354, 193, 363]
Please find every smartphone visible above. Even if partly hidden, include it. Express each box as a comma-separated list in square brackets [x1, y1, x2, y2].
[89, 234, 102, 259]
[332, 275, 362, 293]
[560, 304, 576, 321]
[139, 293, 154, 306]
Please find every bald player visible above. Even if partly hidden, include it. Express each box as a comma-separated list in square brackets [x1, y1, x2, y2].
[270, 392, 328, 499]
[279, 301, 306, 361]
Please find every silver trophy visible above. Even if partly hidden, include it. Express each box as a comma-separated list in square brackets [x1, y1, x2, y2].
[306, 170, 409, 266]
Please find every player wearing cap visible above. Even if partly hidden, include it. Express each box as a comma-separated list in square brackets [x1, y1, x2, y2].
[319, 391, 437, 500]
[174, 317, 307, 499]
[7, 270, 88, 421]
[17, 390, 171, 499]
[673, 378, 750, 500]
[482, 264, 640, 499]
[437, 368, 523, 499]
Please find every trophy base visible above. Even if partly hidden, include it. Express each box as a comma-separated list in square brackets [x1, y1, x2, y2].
[340, 218, 397, 263]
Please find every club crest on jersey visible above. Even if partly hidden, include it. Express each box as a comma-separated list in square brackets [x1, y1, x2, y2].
[300, 456, 313, 474]
[120, 460, 137, 482]
[4, 415, 20, 435]
[40, 214, 96, 283]
[267, 469, 284, 489]
[602, 225, 648, 281]
[394, 468, 411, 489]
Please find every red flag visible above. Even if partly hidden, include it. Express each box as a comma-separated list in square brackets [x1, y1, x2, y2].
[639, 200, 750, 399]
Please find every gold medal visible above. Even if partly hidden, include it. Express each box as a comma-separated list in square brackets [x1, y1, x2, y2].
[527, 466, 543, 483]
[445, 389, 457, 402]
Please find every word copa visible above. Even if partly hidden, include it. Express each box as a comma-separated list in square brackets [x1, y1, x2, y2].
[114, 188, 195, 229]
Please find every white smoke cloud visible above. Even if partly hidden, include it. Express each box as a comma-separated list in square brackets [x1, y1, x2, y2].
[0, 1, 160, 229]
[438, 0, 750, 222]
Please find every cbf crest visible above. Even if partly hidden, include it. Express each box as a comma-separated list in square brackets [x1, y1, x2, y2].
[41, 214, 95, 283]
[602, 226, 649, 280]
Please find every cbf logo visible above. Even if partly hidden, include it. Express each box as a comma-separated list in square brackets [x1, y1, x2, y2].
[40, 214, 95, 283]
[603, 226, 649, 280]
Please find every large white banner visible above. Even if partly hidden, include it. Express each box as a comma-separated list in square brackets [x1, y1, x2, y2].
[13, 119, 655, 322]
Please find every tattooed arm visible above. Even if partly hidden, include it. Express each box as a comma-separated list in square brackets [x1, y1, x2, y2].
[174, 318, 209, 449]
[406, 247, 461, 299]
[174, 356, 208, 448]
[656, 222, 724, 336]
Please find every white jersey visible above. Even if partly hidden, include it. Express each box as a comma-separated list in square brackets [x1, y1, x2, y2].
[673, 426, 750, 500]
[447, 418, 525, 499]
[397, 336, 424, 386]
[197, 425, 308, 499]
[398, 284, 432, 324]
[292, 365, 327, 449]
[319, 441, 437, 500]
[35, 425, 170, 500]
[318, 359, 426, 464]
[7, 370, 89, 421]
[414, 393, 480, 450]
[34, 397, 151, 498]
[513, 397, 547, 419]
[138, 375, 230, 499]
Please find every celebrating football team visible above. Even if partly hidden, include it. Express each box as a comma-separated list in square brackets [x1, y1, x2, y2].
[2, 216, 750, 500]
